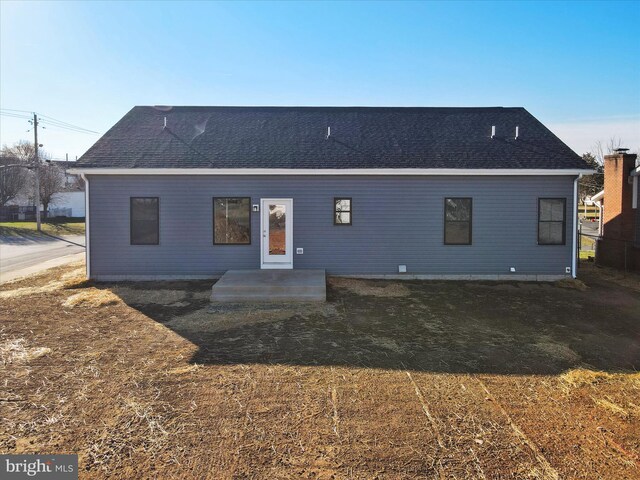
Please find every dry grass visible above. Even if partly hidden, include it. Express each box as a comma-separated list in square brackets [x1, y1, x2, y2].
[167, 364, 202, 375]
[0, 281, 65, 299]
[0, 264, 87, 299]
[62, 289, 121, 308]
[0, 334, 51, 366]
[592, 396, 631, 418]
[0, 221, 85, 236]
[110, 286, 188, 306]
[1, 262, 639, 479]
[60, 268, 92, 289]
[166, 302, 338, 333]
[534, 340, 581, 363]
[581, 263, 640, 293]
[554, 278, 589, 291]
[86, 397, 179, 473]
[329, 277, 411, 297]
[560, 368, 640, 388]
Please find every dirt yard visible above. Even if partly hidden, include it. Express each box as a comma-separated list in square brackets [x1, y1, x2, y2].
[1, 263, 639, 479]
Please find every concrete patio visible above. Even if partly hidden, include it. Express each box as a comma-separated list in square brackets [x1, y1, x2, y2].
[210, 269, 326, 302]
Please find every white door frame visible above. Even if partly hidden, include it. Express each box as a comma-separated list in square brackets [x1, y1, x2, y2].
[260, 198, 293, 269]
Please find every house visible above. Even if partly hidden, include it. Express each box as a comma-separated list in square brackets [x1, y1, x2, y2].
[590, 150, 640, 271]
[587, 189, 605, 237]
[51, 159, 83, 189]
[48, 160, 85, 218]
[68, 106, 592, 281]
[47, 189, 85, 218]
[3, 159, 85, 219]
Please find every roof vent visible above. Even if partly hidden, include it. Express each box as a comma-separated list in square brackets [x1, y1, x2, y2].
[491, 125, 496, 138]
[326, 126, 331, 139]
[615, 148, 629, 154]
[515, 126, 519, 140]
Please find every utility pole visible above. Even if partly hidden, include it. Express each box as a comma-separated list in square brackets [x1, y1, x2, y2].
[33, 113, 41, 231]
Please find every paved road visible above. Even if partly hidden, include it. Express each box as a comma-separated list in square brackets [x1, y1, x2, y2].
[0, 233, 85, 283]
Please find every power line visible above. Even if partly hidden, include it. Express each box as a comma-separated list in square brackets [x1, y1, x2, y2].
[0, 111, 32, 120]
[37, 114, 99, 134]
[0, 108, 33, 114]
[0, 109, 99, 134]
[37, 112, 90, 128]
[40, 122, 98, 134]
[38, 119, 99, 135]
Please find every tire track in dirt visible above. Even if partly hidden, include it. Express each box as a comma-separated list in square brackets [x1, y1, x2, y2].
[474, 376, 559, 480]
[481, 374, 640, 479]
[175, 364, 339, 478]
[325, 368, 443, 478]
[408, 371, 551, 479]
[190, 366, 446, 478]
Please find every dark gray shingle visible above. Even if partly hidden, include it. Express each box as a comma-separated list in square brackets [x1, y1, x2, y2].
[76, 106, 588, 170]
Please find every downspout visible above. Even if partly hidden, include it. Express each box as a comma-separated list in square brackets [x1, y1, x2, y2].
[572, 175, 581, 278]
[596, 201, 603, 237]
[81, 174, 90, 279]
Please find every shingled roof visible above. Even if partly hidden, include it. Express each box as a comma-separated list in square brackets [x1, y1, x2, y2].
[76, 106, 589, 170]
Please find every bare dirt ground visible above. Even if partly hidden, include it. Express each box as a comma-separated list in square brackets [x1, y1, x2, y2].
[1, 262, 639, 479]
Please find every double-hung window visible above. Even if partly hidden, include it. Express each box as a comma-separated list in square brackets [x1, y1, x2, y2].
[130, 197, 159, 245]
[444, 198, 472, 245]
[334, 198, 352, 225]
[538, 198, 566, 245]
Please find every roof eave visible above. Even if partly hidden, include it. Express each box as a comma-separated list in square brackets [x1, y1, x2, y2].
[68, 167, 595, 176]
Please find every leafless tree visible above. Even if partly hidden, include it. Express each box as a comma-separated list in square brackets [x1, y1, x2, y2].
[592, 136, 624, 165]
[0, 141, 39, 207]
[1, 141, 66, 216]
[2, 140, 36, 163]
[37, 158, 65, 217]
[0, 152, 30, 207]
[578, 136, 628, 202]
[578, 152, 603, 201]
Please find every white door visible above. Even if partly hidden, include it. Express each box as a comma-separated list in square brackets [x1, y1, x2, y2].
[261, 198, 293, 269]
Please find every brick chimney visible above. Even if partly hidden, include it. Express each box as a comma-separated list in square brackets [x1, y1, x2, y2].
[602, 149, 638, 241]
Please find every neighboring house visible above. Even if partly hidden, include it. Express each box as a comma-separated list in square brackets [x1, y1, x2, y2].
[49, 160, 85, 218]
[48, 190, 85, 218]
[6, 188, 85, 219]
[588, 189, 605, 237]
[51, 160, 83, 189]
[4, 160, 85, 218]
[592, 150, 640, 271]
[69, 106, 592, 281]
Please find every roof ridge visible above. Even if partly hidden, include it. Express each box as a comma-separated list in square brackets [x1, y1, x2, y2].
[135, 105, 524, 111]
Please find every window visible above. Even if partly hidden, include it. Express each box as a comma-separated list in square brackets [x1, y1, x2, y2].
[538, 198, 566, 245]
[334, 198, 352, 225]
[130, 197, 159, 245]
[213, 197, 251, 244]
[444, 198, 472, 245]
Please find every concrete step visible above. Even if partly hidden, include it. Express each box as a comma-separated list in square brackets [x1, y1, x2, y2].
[211, 269, 326, 303]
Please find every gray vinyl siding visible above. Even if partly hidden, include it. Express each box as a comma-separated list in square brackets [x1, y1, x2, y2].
[636, 179, 640, 247]
[88, 175, 576, 278]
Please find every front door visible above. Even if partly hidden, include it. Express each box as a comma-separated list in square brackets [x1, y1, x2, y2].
[261, 198, 293, 269]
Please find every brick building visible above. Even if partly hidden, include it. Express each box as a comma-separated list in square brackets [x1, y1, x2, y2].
[595, 149, 640, 271]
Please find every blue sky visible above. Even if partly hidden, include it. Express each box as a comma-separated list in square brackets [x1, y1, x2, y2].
[1, 0, 639, 160]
